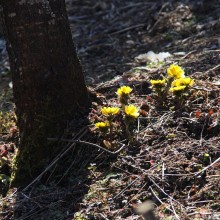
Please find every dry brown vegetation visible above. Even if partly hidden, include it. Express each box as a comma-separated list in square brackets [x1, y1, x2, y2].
[0, 0, 220, 219]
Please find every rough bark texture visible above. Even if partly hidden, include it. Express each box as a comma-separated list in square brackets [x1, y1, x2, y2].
[1, 0, 90, 185]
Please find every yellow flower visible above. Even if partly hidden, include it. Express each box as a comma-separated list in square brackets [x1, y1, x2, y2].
[101, 107, 120, 116]
[150, 79, 166, 86]
[117, 86, 132, 96]
[95, 121, 110, 129]
[171, 79, 181, 87]
[167, 64, 185, 79]
[169, 85, 186, 92]
[181, 77, 194, 86]
[172, 77, 194, 87]
[124, 105, 139, 118]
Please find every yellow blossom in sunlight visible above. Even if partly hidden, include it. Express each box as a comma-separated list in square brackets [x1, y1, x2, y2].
[172, 77, 194, 87]
[101, 107, 120, 116]
[95, 121, 110, 129]
[181, 77, 194, 86]
[124, 105, 139, 118]
[150, 79, 166, 87]
[169, 85, 186, 92]
[117, 86, 132, 96]
[167, 64, 185, 79]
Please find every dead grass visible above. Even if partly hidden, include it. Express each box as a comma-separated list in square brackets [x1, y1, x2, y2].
[0, 0, 220, 219]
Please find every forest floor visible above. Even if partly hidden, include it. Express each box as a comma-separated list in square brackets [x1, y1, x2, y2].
[0, 0, 220, 219]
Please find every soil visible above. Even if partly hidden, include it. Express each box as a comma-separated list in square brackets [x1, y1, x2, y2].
[0, 0, 220, 219]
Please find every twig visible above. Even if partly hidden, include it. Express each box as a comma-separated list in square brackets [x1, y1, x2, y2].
[122, 182, 148, 209]
[137, 117, 140, 133]
[148, 176, 185, 209]
[163, 173, 194, 177]
[118, 2, 155, 11]
[180, 50, 196, 60]
[187, 211, 220, 217]
[204, 64, 220, 74]
[48, 138, 127, 155]
[193, 86, 212, 92]
[21, 192, 42, 208]
[170, 199, 180, 220]
[55, 159, 75, 186]
[111, 177, 140, 200]
[194, 156, 220, 177]
[110, 24, 146, 35]
[162, 162, 165, 181]
[188, 200, 220, 205]
[99, 213, 108, 220]
[182, 36, 194, 43]
[203, 49, 220, 53]
[150, 187, 174, 214]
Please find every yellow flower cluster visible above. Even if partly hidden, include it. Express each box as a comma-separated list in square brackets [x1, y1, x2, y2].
[101, 107, 120, 116]
[150, 79, 166, 87]
[171, 77, 194, 87]
[117, 86, 139, 119]
[167, 64, 185, 79]
[95, 86, 139, 138]
[170, 75, 194, 94]
[95, 107, 119, 131]
[124, 105, 139, 118]
[149, 64, 194, 97]
[117, 86, 132, 96]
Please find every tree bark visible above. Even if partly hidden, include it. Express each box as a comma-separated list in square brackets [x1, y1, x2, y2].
[1, 0, 90, 185]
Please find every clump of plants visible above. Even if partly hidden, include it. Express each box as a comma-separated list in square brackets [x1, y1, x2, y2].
[150, 64, 194, 108]
[93, 64, 194, 148]
[95, 86, 139, 146]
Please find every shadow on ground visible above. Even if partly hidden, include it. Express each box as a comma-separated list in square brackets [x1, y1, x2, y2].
[2, 115, 118, 219]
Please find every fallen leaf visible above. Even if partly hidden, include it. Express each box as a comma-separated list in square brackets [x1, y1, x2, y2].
[195, 111, 201, 118]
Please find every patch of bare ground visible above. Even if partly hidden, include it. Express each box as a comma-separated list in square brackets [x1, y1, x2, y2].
[0, 0, 220, 219]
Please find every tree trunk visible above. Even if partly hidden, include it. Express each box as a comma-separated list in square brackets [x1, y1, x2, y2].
[1, 0, 90, 185]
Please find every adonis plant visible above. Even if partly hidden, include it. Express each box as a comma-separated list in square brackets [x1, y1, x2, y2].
[117, 86, 139, 141]
[95, 121, 110, 133]
[94, 64, 193, 147]
[116, 85, 132, 108]
[95, 106, 120, 144]
[150, 79, 166, 97]
[95, 85, 139, 144]
[124, 104, 139, 141]
[150, 64, 194, 108]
